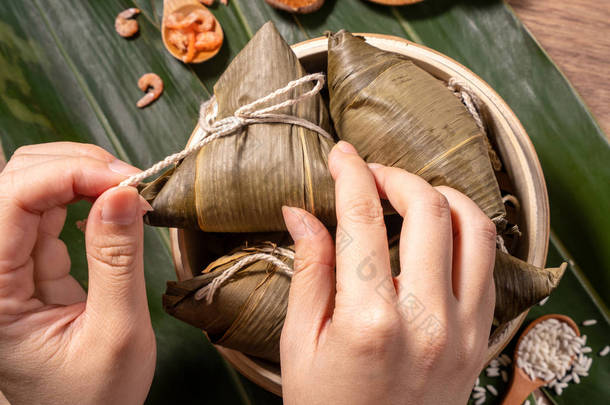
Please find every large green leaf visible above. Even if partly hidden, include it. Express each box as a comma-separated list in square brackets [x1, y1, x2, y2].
[0, 0, 607, 404]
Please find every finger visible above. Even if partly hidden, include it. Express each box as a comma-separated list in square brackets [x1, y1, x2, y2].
[0, 157, 139, 316]
[84, 186, 152, 333]
[32, 234, 86, 305]
[0, 258, 40, 316]
[12, 142, 117, 162]
[4, 154, 67, 174]
[5, 153, 136, 176]
[35, 276, 87, 306]
[434, 186, 496, 314]
[281, 206, 335, 346]
[368, 165, 453, 305]
[38, 207, 68, 239]
[328, 142, 394, 307]
[0, 157, 140, 274]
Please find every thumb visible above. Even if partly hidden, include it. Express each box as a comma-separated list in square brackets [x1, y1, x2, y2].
[84, 186, 152, 330]
[281, 206, 335, 347]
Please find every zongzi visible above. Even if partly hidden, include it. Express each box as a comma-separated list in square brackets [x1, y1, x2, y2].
[150, 26, 565, 367]
[142, 22, 336, 232]
[163, 243, 565, 363]
[327, 30, 506, 228]
[164, 243, 292, 362]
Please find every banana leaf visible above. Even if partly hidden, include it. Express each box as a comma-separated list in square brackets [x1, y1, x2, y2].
[0, 0, 607, 404]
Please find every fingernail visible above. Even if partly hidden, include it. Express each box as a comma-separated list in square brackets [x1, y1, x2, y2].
[101, 187, 138, 225]
[108, 159, 141, 176]
[367, 163, 384, 171]
[139, 195, 154, 214]
[282, 206, 311, 241]
[336, 141, 358, 155]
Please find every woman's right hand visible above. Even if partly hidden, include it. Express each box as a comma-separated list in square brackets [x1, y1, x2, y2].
[280, 141, 497, 405]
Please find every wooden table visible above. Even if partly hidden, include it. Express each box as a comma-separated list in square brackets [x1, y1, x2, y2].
[509, 0, 610, 137]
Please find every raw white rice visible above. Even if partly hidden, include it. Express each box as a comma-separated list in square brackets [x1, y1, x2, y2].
[486, 366, 500, 377]
[539, 297, 550, 306]
[470, 377, 486, 404]
[486, 384, 498, 396]
[515, 317, 597, 396]
[582, 319, 597, 326]
[599, 345, 609, 357]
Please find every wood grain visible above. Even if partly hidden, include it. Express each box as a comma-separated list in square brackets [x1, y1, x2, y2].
[508, 0, 610, 137]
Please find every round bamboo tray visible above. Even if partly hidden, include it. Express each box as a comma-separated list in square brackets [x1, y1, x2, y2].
[169, 34, 550, 396]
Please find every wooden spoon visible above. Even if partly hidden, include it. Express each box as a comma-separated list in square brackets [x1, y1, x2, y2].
[161, 0, 223, 64]
[501, 314, 580, 405]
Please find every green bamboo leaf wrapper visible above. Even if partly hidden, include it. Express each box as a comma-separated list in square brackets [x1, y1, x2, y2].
[327, 30, 506, 227]
[163, 243, 564, 363]
[164, 244, 292, 362]
[493, 250, 566, 324]
[142, 22, 336, 232]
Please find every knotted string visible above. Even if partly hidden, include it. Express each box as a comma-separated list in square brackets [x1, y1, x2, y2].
[195, 246, 295, 304]
[447, 78, 503, 172]
[121, 72, 521, 300]
[447, 77, 519, 252]
[119, 73, 331, 188]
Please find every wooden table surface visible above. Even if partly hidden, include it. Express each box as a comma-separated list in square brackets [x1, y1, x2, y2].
[508, 0, 610, 137]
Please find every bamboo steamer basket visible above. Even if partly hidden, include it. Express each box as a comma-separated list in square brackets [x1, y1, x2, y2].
[169, 34, 550, 396]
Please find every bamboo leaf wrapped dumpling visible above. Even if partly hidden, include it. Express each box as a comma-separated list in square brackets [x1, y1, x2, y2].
[163, 243, 293, 362]
[327, 30, 506, 227]
[163, 243, 565, 363]
[141, 22, 336, 232]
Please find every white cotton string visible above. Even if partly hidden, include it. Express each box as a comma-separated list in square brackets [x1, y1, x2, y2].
[496, 234, 509, 253]
[448, 78, 516, 251]
[502, 194, 521, 212]
[447, 78, 486, 134]
[195, 247, 294, 304]
[447, 78, 503, 171]
[119, 73, 331, 188]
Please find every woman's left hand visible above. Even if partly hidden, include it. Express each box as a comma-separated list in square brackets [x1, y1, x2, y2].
[0, 142, 155, 405]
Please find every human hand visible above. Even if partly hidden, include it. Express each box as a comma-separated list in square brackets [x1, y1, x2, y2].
[0, 143, 155, 405]
[280, 141, 496, 405]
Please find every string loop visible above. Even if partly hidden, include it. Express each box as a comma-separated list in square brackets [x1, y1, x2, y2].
[119, 73, 330, 188]
[195, 246, 294, 304]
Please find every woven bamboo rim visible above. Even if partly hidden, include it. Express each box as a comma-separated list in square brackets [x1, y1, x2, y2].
[169, 33, 550, 396]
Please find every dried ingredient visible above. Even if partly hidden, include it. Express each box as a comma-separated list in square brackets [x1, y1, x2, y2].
[136, 73, 163, 108]
[115, 8, 140, 38]
[164, 8, 222, 63]
[166, 9, 215, 32]
[167, 29, 189, 53]
[195, 31, 223, 51]
[265, 0, 324, 14]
